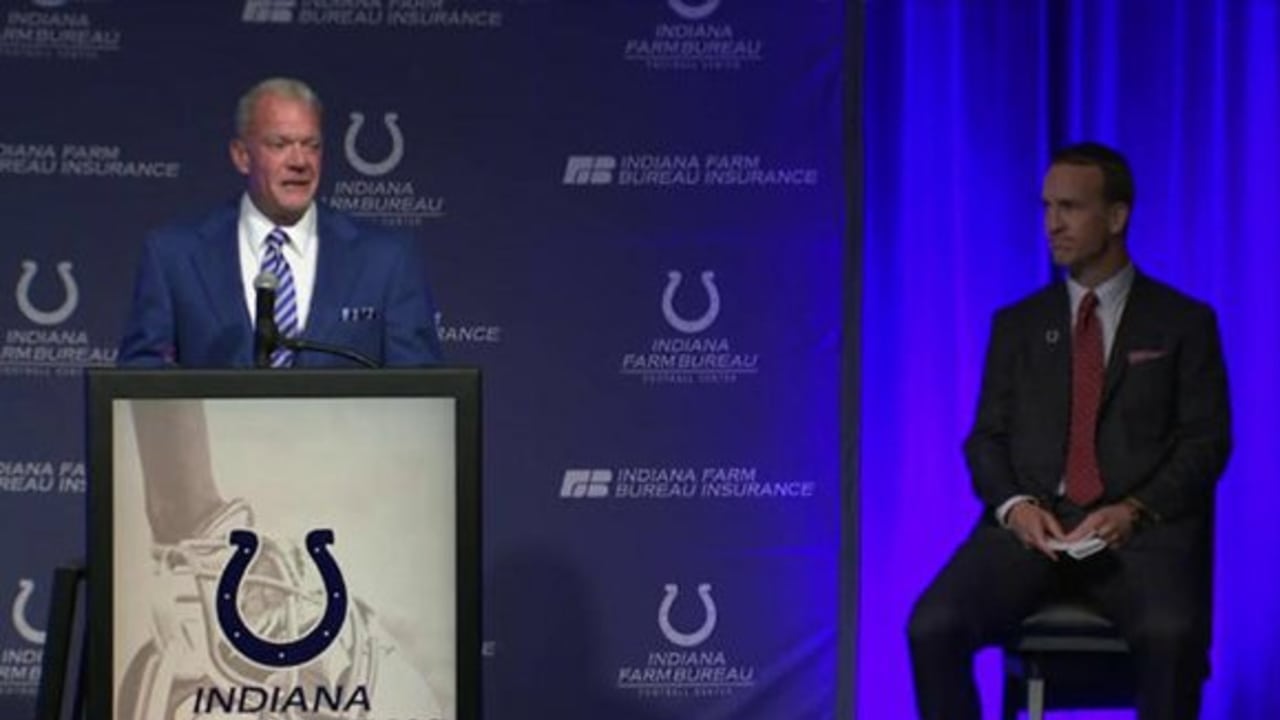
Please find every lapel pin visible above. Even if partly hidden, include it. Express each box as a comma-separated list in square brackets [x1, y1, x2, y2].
[1045, 329, 1060, 345]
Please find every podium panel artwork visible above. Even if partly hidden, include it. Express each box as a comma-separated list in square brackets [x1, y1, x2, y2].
[108, 397, 459, 720]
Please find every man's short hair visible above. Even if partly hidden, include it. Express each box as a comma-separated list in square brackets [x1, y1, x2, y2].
[234, 77, 323, 138]
[1050, 141, 1135, 211]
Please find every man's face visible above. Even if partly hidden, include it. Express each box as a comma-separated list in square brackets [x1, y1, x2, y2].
[230, 93, 322, 226]
[1042, 163, 1127, 274]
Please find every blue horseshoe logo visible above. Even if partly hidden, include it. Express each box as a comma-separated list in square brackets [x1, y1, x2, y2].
[215, 529, 347, 668]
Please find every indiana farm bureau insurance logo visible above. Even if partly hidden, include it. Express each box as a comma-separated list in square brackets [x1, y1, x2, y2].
[241, 0, 503, 29]
[0, 459, 85, 494]
[616, 582, 756, 699]
[0, 141, 181, 179]
[619, 269, 759, 385]
[562, 153, 819, 188]
[559, 464, 816, 502]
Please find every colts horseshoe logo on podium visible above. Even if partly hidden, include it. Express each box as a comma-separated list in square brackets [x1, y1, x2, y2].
[215, 529, 348, 668]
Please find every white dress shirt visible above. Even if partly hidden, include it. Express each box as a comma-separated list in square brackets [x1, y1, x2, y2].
[995, 263, 1136, 524]
[238, 194, 318, 330]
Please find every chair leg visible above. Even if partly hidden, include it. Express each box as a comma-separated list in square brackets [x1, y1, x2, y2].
[1026, 657, 1045, 720]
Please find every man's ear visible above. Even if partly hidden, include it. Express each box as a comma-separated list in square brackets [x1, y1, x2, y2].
[1107, 202, 1130, 236]
[229, 139, 250, 176]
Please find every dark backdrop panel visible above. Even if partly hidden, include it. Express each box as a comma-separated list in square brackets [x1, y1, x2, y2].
[0, 1, 845, 718]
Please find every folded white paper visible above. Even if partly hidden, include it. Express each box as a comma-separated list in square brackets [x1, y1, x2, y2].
[1047, 535, 1108, 559]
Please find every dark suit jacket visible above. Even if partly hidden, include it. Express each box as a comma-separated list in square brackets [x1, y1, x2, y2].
[117, 202, 442, 368]
[964, 272, 1230, 536]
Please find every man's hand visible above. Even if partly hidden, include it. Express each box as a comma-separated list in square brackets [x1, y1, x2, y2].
[1064, 502, 1140, 548]
[1007, 501, 1067, 560]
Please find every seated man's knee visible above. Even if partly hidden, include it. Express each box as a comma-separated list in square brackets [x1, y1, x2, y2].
[1129, 610, 1203, 651]
[907, 595, 968, 650]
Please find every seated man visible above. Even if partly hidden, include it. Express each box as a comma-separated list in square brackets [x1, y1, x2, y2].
[907, 142, 1231, 720]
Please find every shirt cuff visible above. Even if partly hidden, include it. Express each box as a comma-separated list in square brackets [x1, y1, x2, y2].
[996, 494, 1037, 526]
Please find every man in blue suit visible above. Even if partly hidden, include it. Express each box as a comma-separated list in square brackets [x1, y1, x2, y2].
[113, 79, 446, 719]
[118, 76, 441, 368]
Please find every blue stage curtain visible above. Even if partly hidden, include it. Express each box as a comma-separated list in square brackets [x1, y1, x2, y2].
[859, 1, 1280, 718]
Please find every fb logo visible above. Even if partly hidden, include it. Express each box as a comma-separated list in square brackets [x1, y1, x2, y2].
[11, 579, 46, 645]
[563, 156, 616, 185]
[662, 270, 720, 334]
[216, 529, 347, 667]
[16, 259, 78, 326]
[560, 469, 612, 498]
[658, 582, 717, 648]
[668, 0, 721, 20]
[345, 112, 405, 177]
[242, 0, 296, 23]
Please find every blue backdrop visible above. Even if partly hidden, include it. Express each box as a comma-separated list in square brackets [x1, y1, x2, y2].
[3, 1, 1278, 718]
[0, 1, 843, 718]
[860, 1, 1280, 718]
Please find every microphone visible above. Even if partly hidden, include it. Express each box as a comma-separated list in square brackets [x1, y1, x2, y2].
[252, 270, 379, 369]
[252, 271, 279, 368]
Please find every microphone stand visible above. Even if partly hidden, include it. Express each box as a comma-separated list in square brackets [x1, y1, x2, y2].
[279, 338, 379, 369]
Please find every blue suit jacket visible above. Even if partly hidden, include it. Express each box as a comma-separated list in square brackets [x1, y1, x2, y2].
[118, 202, 442, 368]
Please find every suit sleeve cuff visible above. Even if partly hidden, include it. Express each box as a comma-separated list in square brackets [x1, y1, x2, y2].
[1124, 496, 1161, 524]
[996, 495, 1037, 526]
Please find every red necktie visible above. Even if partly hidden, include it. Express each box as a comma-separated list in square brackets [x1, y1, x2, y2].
[1066, 291, 1105, 505]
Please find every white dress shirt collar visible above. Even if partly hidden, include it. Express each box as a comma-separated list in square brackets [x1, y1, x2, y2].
[238, 194, 316, 259]
[1066, 262, 1135, 363]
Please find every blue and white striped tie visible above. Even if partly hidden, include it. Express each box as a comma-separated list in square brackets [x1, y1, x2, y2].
[262, 228, 299, 367]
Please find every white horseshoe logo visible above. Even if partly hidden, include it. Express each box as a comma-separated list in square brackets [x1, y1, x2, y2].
[344, 112, 404, 177]
[13, 579, 46, 645]
[16, 259, 78, 326]
[658, 582, 717, 648]
[669, 0, 721, 21]
[662, 270, 720, 334]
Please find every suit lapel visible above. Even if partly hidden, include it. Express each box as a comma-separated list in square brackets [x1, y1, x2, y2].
[1102, 273, 1150, 409]
[190, 205, 249, 336]
[307, 208, 360, 343]
[1042, 284, 1072, 446]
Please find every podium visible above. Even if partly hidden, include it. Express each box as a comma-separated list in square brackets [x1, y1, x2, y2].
[74, 368, 480, 720]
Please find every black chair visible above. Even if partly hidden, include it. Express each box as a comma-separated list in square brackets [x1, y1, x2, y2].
[1001, 597, 1135, 720]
